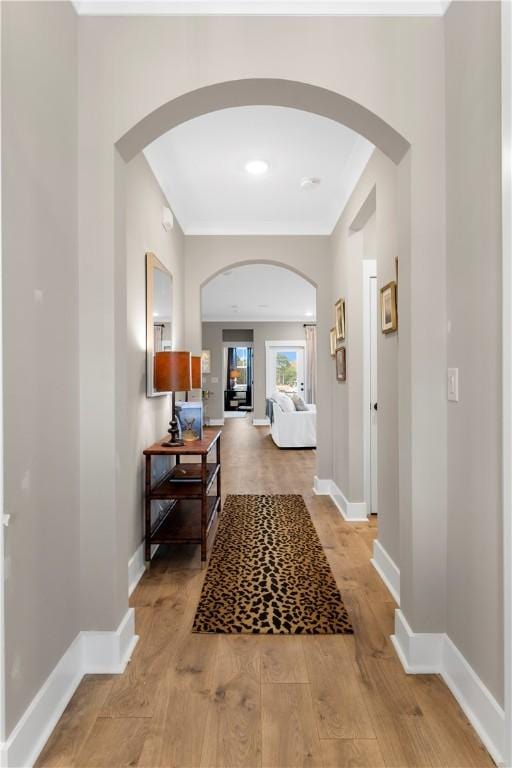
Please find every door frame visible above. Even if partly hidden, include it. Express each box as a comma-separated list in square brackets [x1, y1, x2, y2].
[265, 340, 307, 399]
[502, 1, 512, 762]
[363, 259, 377, 518]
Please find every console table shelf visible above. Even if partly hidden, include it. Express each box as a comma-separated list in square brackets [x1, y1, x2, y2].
[143, 428, 222, 566]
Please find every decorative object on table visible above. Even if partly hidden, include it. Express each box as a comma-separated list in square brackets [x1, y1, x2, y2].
[336, 346, 346, 382]
[192, 494, 353, 634]
[201, 349, 211, 374]
[380, 280, 398, 334]
[175, 401, 204, 442]
[154, 350, 191, 446]
[335, 298, 345, 342]
[229, 369, 241, 388]
[329, 327, 336, 356]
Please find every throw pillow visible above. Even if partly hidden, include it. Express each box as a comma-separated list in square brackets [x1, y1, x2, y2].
[275, 393, 295, 413]
[292, 394, 308, 411]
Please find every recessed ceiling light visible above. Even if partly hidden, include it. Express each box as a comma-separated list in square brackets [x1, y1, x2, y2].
[245, 160, 268, 176]
[300, 177, 321, 189]
[305, 311, 314, 317]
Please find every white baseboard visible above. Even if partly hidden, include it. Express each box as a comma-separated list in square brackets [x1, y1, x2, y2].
[82, 608, 138, 675]
[128, 542, 160, 597]
[207, 418, 224, 426]
[313, 476, 368, 522]
[370, 539, 400, 604]
[128, 543, 146, 597]
[0, 608, 138, 768]
[253, 417, 270, 426]
[392, 609, 506, 766]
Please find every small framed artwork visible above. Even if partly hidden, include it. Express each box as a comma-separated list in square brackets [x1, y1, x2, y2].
[336, 346, 346, 382]
[335, 298, 345, 342]
[380, 281, 398, 334]
[201, 349, 211, 374]
[330, 327, 336, 357]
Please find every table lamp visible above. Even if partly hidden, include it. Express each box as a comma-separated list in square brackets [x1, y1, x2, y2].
[154, 351, 191, 446]
[229, 369, 241, 389]
[191, 355, 202, 389]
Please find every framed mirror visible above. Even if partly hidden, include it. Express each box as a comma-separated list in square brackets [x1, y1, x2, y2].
[146, 252, 173, 397]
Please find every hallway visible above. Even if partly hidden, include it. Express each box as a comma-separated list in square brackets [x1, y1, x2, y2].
[36, 419, 493, 768]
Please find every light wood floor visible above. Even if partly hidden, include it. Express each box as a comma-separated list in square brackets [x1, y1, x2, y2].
[37, 417, 494, 767]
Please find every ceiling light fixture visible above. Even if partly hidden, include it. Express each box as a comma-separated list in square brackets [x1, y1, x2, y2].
[305, 311, 314, 317]
[245, 160, 268, 176]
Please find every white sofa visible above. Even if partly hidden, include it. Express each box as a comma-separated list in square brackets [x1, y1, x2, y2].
[271, 397, 316, 448]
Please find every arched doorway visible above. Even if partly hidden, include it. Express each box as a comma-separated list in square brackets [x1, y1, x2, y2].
[200, 261, 318, 426]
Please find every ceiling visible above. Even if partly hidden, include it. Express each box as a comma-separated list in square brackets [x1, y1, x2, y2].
[202, 264, 316, 321]
[74, 1, 450, 15]
[144, 106, 374, 235]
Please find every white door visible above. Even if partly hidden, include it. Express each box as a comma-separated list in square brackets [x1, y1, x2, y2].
[266, 344, 306, 398]
[369, 276, 378, 514]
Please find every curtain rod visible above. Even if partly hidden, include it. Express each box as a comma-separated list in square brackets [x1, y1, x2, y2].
[303, 323, 317, 327]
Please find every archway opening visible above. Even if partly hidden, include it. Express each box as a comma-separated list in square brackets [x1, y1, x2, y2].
[200, 262, 317, 431]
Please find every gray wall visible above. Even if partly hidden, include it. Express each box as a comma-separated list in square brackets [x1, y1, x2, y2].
[445, 0, 503, 704]
[2, 1, 79, 735]
[202, 321, 307, 422]
[330, 150, 400, 566]
[122, 154, 185, 561]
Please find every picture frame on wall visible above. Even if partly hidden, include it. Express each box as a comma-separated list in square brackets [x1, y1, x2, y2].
[336, 346, 346, 381]
[330, 327, 336, 357]
[380, 281, 398, 334]
[335, 298, 345, 342]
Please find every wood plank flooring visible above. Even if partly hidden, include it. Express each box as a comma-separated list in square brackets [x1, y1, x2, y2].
[37, 417, 495, 768]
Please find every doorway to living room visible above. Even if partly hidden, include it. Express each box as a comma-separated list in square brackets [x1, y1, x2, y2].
[200, 262, 318, 439]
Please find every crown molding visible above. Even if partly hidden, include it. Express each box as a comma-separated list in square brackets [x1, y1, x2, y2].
[73, 0, 451, 17]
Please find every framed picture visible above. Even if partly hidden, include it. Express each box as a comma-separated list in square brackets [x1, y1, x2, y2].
[336, 346, 346, 382]
[335, 298, 345, 342]
[201, 349, 211, 374]
[380, 281, 398, 334]
[329, 327, 336, 357]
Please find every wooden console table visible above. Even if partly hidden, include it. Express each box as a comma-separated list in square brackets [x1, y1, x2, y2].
[143, 428, 222, 567]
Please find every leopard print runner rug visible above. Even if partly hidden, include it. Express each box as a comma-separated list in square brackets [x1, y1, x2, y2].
[192, 494, 353, 634]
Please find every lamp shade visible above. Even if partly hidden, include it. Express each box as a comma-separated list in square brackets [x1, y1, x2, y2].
[154, 351, 191, 392]
[191, 355, 202, 389]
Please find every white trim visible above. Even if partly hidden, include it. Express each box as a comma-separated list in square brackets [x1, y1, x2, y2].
[502, 2, 512, 764]
[0, 3, 5, 746]
[128, 542, 159, 596]
[370, 539, 400, 604]
[313, 477, 368, 522]
[392, 609, 506, 767]
[252, 418, 270, 426]
[207, 418, 225, 426]
[0, 609, 138, 768]
[128, 543, 146, 597]
[73, 1, 451, 17]
[82, 608, 138, 675]
[362, 259, 377, 516]
[391, 609, 443, 673]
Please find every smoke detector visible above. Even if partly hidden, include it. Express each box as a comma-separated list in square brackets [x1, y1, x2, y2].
[300, 177, 321, 189]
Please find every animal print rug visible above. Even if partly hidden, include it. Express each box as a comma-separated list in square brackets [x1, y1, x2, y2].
[192, 494, 353, 634]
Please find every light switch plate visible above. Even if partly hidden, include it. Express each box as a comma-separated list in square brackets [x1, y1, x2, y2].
[448, 367, 459, 402]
